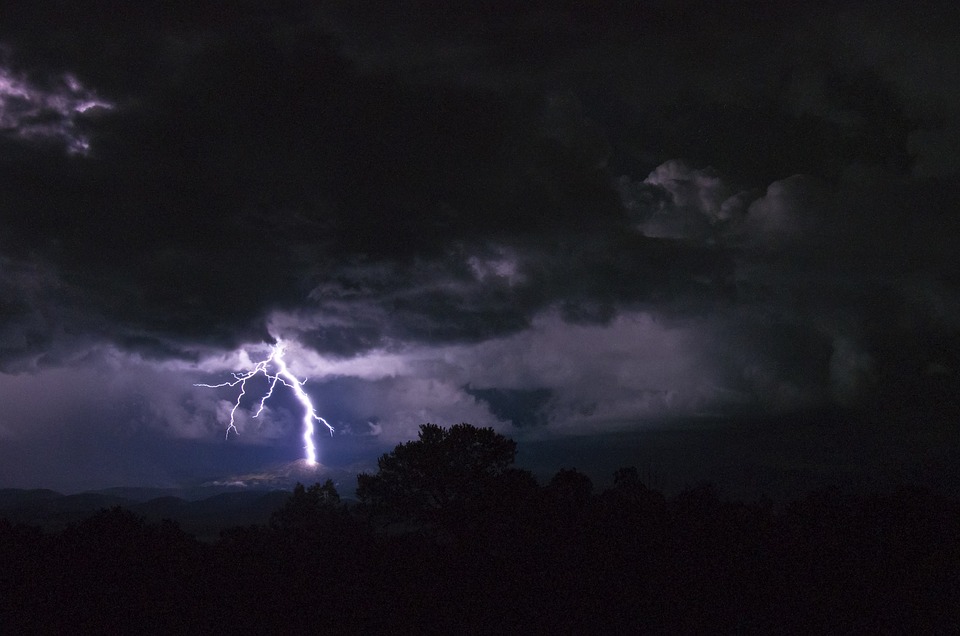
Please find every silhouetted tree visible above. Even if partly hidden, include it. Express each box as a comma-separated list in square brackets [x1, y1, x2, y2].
[270, 480, 341, 532]
[598, 466, 668, 551]
[356, 423, 517, 527]
[546, 467, 594, 505]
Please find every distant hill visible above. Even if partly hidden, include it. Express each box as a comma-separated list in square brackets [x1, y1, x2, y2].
[0, 488, 62, 509]
[0, 487, 294, 540]
[0, 459, 359, 540]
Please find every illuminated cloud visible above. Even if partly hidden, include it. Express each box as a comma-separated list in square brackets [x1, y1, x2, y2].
[194, 341, 333, 464]
[0, 5, 958, 492]
[0, 62, 113, 154]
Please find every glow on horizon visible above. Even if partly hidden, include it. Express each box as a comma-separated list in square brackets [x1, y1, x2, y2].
[194, 340, 333, 465]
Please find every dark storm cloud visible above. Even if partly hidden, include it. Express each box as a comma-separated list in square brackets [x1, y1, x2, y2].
[613, 145, 960, 415]
[321, 3, 927, 182]
[0, 253, 108, 371]
[0, 3, 750, 367]
[464, 385, 553, 428]
[0, 2, 957, 423]
[273, 229, 729, 360]
[0, 2, 958, 493]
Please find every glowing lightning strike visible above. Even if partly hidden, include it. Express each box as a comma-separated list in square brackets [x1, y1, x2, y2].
[195, 340, 333, 465]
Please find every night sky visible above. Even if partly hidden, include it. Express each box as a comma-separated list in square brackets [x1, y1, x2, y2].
[1, 2, 958, 495]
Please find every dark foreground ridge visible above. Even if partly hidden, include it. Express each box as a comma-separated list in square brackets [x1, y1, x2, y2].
[2, 424, 958, 633]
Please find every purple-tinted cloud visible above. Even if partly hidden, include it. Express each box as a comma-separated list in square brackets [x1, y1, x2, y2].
[0, 63, 112, 154]
[0, 4, 957, 491]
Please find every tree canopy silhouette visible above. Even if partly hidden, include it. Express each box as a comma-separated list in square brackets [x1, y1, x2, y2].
[356, 423, 518, 525]
[270, 479, 341, 533]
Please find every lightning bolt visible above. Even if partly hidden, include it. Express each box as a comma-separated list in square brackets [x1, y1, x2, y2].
[195, 340, 333, 465]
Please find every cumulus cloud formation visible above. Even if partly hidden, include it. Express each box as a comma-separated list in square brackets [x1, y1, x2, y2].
[741, 175, 831, 249]
[619, 160, 748, 242]
[619, 161, 834, 252]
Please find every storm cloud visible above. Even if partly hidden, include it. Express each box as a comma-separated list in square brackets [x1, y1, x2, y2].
[0, 3, 958, 491]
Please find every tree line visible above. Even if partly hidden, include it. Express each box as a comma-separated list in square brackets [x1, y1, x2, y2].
[2, 423, 958, 633]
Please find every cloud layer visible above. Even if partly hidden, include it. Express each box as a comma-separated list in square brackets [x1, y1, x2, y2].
[0, 4, 958, 489]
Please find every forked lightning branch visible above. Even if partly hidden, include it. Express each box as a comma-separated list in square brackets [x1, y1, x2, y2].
[195, 341, 332, 464]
